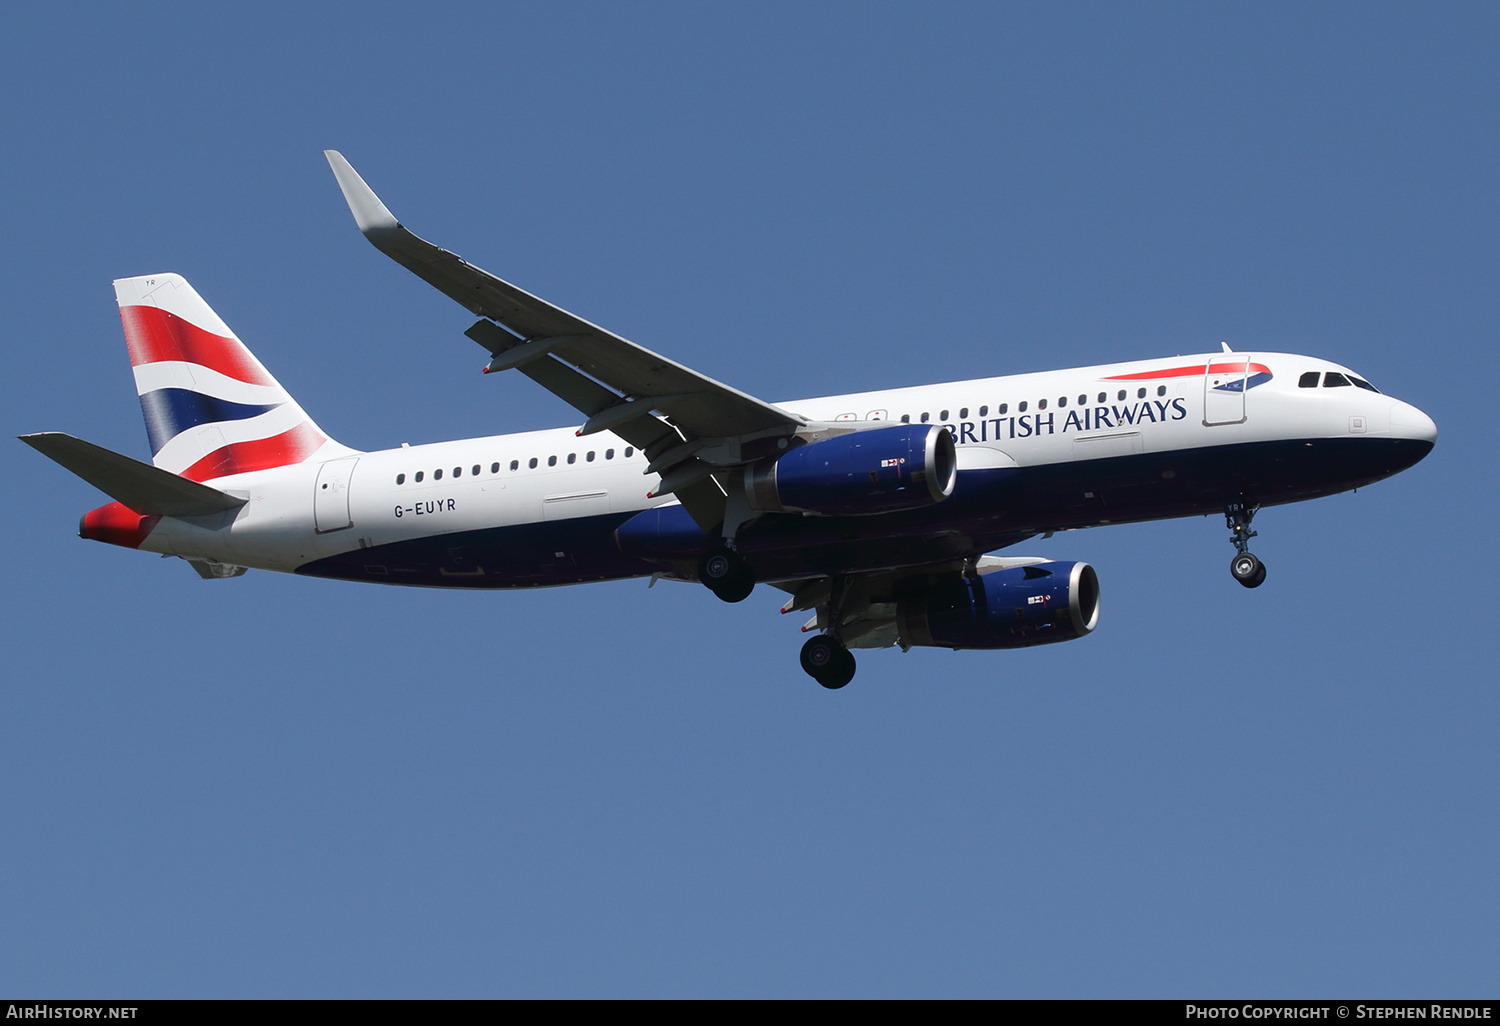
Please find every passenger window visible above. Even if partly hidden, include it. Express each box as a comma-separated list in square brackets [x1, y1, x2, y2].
[1018, 401, 1027, 413]
[920, 413, 930, 423]
[434, 469, 443, 480]
[473, 465, 481, 476]
[415, 471, 424, 482]
[959, 408, 968, 419]
[979, 406, 987, 417]
[1117, 390, 1126, 401]
[1157, 386, 1166, 396]
[606, 449, 615, 459]
[528, 458, 538, 469]
[453, 467, 461, 478]
[567, 453, 576, 464]
[1097, 392, 1106, 403]
[1038, 399, 1047, 410]
[940, 410, 949, 421]
[1137, 388, 1147, 399]
[625, 447, 634, 457]
[1324, 373, 1351, 388]
[490, 463, 499, 474]
[1299, 372, 1320, 388]
[1058, 397, 1066, 408]
[548, 455, 558, 466]
[509, 460, 519, 471]
[1078, 395, 1087, 405]
[998, 403, 1008, 415]
[900, 414, 911, 423]
[396, 474, 405, 485]
[586, 451, 595, 462]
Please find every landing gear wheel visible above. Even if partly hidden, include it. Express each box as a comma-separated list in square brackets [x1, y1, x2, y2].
[800, 635, 856, 689]
[1231, 552, 1266, 588]
[1224, 501, 1266, 589]
[699, 546, 755, 603]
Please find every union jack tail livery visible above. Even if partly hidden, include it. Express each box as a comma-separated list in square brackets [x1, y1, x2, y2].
[115, 274, 347, 483]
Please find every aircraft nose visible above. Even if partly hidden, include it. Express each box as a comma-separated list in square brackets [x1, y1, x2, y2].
[1390, 400, 1437, 445]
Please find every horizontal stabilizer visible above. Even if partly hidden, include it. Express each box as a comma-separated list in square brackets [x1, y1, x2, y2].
[20, 433, 248, 517]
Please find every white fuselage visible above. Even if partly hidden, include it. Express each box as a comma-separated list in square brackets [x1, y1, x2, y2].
[137, 351, 1436, 580]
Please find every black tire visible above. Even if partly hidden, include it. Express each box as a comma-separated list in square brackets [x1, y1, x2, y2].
[818, 648, 857, 690]
[700, 546, 755, 603]
[699, 546, 738, 586]
[1231, 551, 1264, 588]
[800, 635, 839, 677]
[800, 636, 856, 689]
[715, 564, 755, 603]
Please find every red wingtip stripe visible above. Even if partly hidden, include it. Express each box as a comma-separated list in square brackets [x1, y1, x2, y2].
[119, 305, 276, 387]
[179, 421, 328, 482]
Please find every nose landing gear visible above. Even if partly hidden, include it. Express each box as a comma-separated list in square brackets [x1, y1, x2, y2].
[1225, 501, 1267, 588]
[1231, 550, 1266, 587]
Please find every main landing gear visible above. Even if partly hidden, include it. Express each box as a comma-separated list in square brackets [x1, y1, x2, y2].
[795, 574, 858, 689]
[698, 545, 755, 603]
[1225, 501, 1267, 588]
[800, 634, 856, 690]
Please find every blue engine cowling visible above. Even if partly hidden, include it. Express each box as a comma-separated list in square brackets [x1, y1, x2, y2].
[745, 423, 957, 516]
[897, 561, 1100, 650]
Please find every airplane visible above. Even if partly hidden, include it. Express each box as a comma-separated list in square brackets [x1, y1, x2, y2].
[21, 151, 1437, 689]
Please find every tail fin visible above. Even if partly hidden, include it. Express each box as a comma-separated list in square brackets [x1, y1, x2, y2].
[114, 274, 349, 482]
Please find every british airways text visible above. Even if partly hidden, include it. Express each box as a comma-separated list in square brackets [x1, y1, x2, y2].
[944, 397, 1188, 443]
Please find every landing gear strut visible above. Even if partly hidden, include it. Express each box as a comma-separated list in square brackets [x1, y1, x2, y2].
[698, 545, 755, 603]
[1225, 501, 1267, 588]
[800, 634, 856, 690]
[796, 575, 858, 688]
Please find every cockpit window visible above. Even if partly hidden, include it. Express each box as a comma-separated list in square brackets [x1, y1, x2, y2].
[1350, 376, 1380, 393]
[1324, 373, 1351, 388]
[1299, 372, 1320, 388]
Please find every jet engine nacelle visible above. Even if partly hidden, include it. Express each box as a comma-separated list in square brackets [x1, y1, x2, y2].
[745, 423, 957, 516]
[897, 560, 1100, 650]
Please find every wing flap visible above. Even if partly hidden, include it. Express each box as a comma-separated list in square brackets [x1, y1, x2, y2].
[511, 357, 723, 528]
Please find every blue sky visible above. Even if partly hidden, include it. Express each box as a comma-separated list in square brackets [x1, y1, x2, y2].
[2, 2, 1496, 997]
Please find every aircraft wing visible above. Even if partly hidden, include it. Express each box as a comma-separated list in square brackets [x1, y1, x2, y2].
[324, 152, 804, 515]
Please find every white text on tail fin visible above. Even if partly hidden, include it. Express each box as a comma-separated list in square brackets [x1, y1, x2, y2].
[114, 274, 348, 481]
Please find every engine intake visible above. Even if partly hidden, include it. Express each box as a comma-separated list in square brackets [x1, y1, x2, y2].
[745, 423, 957, 516]
[898, 560, 1100, 650]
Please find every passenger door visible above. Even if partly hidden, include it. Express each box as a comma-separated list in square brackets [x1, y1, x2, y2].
[1203, 356, 1250, 426]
